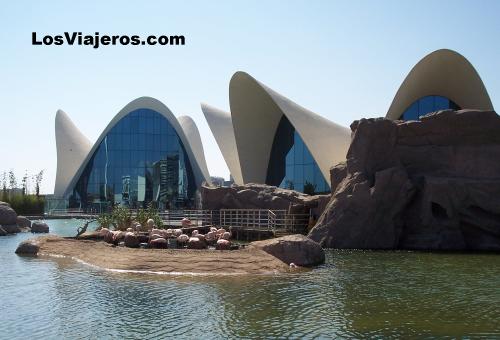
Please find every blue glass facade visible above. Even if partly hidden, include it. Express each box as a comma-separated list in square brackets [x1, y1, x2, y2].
[68, 109, 196, 210]
[401, 95, 460, 120]
[266, 116, 330, 194]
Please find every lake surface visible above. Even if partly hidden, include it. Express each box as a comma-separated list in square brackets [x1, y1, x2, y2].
[1, 219, 500, 339]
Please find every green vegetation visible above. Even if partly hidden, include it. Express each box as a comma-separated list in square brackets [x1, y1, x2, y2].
[0, 169, 45, 215]
[97, 204, 163, 231]
[303, 181, 317, 195]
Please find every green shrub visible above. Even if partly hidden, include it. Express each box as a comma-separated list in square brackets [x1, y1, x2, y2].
[96, 213, 113, 230]
[97, 204, 163, 231]
[1, 195, 44, 215]
[111, 206, 132, 231]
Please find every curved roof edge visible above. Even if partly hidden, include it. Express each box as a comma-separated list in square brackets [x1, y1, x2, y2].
[177, 115, 212, 186]
[200, 103, 243, 185]
[54, 110, 92, 196]
[60, 96, 209, 198]
[229, 71, 351, 186]
[386, 49, 494, 120]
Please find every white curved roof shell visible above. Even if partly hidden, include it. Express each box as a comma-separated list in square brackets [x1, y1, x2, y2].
[200, 103, 243, 185]
[54, 97, 211, 197]
[54, 110, 93, 197]
[386, 49, 494, 120]
[177, 115, 212, 185]
[229, 71, 351, 186]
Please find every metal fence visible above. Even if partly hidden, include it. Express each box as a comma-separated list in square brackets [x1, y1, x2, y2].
[218, 209, 310, 233]
[45, 207, 311, 234]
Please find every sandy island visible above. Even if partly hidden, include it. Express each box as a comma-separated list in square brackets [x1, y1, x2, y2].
[16, 235, 299, 275]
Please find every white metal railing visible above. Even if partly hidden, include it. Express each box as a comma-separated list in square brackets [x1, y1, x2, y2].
[46, 207, 311, 234]
[159, 210, 214, 227]
[218, 209, 310, 233]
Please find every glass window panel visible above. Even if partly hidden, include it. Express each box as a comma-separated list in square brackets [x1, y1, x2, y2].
[434, 95, 450, 110]
[402, 101, 419, 120]
[294, 137, 304, 164]
[418, 96, 434, 117]
[146, 117, 154, 134]
[146, 135, 155, 151]
[154, 116, 161, 134]
[304, 147, 314, 164]
[138, 134, 146, 150]
[304, 164, 314, 184]
[139, 117, 146, 133]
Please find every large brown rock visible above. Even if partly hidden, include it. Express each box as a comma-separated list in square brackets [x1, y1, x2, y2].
[0, 204, 17, 225]
[124, 232, 140, 248]
[15, 239, 40, 255]
[250, 234, 325, 266]
[17, 216, 31, 229]
[31, 221, 49, 233]
[2, 224, 21, 234]
[309, 110, 500, 250]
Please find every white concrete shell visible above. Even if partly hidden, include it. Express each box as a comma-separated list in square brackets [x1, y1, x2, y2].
[177, 115, 212, 185]
[54, 110, 93, 196]
[229, 71, 351, 186]
[200, 103, 243, 185]
[386, 49, 494, 120]
[56, 97, 211, 197]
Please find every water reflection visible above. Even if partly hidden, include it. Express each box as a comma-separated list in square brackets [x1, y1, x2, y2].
[1, 220, 500, 338]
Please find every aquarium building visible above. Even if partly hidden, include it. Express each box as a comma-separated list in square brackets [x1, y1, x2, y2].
[53, 97, 211, 211]
[202, 49, 493, 194]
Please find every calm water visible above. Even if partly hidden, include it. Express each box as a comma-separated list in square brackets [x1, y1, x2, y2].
[1, 219, 500, 339]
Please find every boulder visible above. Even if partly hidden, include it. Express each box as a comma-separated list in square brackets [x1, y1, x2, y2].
[0, 226, 6, 236]
[17, 216, 31, 229]
[2, 224, 21, 234]
[31, 221, 49, 233]
[0, 204, 17, 226]
[150, 237, 167, 249]
[250, 234, 325, 266]
[15, 239, 40, 255]
[124, 232, 140, 248]
[309, 110, 500, 250]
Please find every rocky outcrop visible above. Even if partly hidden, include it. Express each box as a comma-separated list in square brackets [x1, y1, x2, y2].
[250, 234, 325, 266]
[309, 110, 500, 250]
[17, 216, 31, 229]
[31, 221, 49, 233]
[0, 204, 17, 226]
[201, 183, 330, 219]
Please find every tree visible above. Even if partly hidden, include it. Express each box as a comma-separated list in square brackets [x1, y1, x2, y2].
[34, 170, 44, 197]
[8, 170, 17, 189]
[303, 181, 317, 196]
[21, 170, 28, 196]
[0, 172, 6, 201]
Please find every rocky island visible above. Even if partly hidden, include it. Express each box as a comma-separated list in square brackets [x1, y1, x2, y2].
[16, 234, 325, 275]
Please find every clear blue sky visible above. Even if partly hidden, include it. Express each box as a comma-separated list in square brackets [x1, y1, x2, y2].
[1, 0, 499, 194]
